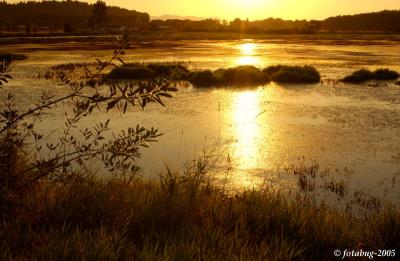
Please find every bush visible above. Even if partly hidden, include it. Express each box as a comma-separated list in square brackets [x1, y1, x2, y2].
[342, 69, 375, 83]
[147, 63, 189, 80]
[108, 64, 156, 79]
[342, 68, 399, 83]
[108, 63, 190, 80]
[0, 53, 28, 63]
[373, 68, 399, 80]
[188, 70, 219, 87]
[263, 65, 320, 83]
[214, 65, 269, 86]
[91, 63, 323, 87]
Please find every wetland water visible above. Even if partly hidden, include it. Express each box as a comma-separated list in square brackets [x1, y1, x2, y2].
[1, 39, 400, 201]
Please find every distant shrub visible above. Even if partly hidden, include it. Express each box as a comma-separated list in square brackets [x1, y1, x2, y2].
[147, 63, 189, 80]
[188, 70, 219, 87]
[373, 68, 399, 80]
[108, 63, 190, 80]
[108, 64, 156, 79]
[0, 53, 28, 63]
[214, 65, 268, 86]
[342, 69, 375, 83]
[262, 65, 286, 75]
[51, 62, 97, 71]
[263, 65, 320, 83]
[342, 68, 399, 83]
[107, 64, 323, 86]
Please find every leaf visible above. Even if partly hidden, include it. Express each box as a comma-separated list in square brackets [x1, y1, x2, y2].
[159, 93, 173, 98]
[123, 101, 128, 113]
[141, 98, 147, 109]
[154, 96, 165, 107]
[106, 100, 119, 111]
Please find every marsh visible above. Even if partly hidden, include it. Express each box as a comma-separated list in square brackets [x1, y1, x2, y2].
[1, 39, 400, 202]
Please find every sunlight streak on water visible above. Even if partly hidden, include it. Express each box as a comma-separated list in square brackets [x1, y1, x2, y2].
[239, 43, 257, 55]
[231, 90, 264, 171]
[234, 42, 262, 66]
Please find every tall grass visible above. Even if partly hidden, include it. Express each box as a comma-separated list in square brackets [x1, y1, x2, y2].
[1, 153, 399, 260]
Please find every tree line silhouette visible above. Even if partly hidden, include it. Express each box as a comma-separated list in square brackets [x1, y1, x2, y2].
[0, 0, 399, 34]
[0, 0, 149, 33]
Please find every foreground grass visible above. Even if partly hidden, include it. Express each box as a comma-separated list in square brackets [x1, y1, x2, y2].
[1, 165, 399, 260]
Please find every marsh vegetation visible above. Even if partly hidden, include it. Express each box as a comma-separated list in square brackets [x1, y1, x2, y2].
[1, 160, 399, 260]
[342, 68, 399, 83]
[98, 63, 321, 86]
[2, 39, 400, 260]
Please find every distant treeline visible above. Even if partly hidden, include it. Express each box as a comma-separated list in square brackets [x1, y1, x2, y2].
[0, 0, 150, 32]
[322, 10, 400, 32]
[0, 0, 399, 34]
[150, 18, 315, 34]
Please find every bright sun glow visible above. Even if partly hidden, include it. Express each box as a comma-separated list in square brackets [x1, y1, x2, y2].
[239, 43, 256, 55]
[234, 42, 261, 66]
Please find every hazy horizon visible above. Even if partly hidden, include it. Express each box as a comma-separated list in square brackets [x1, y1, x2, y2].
[5, 0, 400, 20]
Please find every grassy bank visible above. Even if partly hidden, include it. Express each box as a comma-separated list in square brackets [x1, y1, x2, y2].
[1, 160, 399, 260]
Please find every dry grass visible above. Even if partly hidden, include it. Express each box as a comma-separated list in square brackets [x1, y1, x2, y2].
[1, 153, 399, 260]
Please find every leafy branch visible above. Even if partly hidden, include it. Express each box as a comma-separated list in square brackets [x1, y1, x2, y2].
[0, 38, 178, 183]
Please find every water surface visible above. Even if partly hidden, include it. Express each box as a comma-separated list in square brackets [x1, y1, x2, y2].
[1, 39, 400, 201]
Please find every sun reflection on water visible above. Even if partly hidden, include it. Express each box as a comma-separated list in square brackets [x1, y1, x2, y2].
[231, 90, 263, 170]
[235, 42, 262, 66]
[239, 43, 257, 55]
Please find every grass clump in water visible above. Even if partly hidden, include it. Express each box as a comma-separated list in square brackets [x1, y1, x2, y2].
[147, 63, 190, 80]
[263, 65, 321, 83]
[188, 66, 269, 87]
[373, 68, 400, 80]
[106, 64, 322, 87]
[214, 65, 269, 86]
[108, 62, 189, 80]
[108, 64, 157, 79]
[342, 68, 399, 83]
[188, 70, 219, 87]
[0, 53, 28, 63]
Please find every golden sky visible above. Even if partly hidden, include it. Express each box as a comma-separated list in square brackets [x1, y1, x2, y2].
[7, 0, 400, 20]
